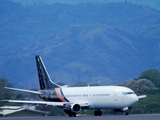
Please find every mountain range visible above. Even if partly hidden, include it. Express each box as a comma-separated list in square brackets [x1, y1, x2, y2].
[0, 1, 160, 88]
[6, 0, 160, 10]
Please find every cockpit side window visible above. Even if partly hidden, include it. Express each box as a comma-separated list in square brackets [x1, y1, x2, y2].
[122, 92, 135, 95]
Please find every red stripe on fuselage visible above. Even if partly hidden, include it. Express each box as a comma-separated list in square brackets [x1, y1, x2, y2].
[55, 88, 65, 102]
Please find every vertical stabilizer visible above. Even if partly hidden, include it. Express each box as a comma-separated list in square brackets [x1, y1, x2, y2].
[35, 55, 61, 89]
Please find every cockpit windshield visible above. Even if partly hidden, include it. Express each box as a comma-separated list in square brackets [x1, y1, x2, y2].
[122, 92, 135, 95]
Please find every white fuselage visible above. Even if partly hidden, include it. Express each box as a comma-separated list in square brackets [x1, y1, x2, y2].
[60, 86, 138, 109]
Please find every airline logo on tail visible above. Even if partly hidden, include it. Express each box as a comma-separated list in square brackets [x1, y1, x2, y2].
[35, 55, 61, 89]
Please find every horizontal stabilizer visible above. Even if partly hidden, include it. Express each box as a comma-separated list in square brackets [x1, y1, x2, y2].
[5, 87, 42, 95]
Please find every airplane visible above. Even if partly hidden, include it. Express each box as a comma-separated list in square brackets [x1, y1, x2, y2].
[2, 55, 146, 117]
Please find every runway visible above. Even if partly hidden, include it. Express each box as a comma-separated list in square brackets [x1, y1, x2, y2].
[0, 114, 160, 120]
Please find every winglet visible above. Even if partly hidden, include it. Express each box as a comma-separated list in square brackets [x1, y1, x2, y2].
[35, 55, 61, 89]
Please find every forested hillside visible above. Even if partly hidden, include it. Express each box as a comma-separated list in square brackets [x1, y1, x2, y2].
[0, 1, 160, 88]
[120, 69, 160, 114]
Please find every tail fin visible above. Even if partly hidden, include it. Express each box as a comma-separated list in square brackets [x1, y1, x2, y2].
[35, 55, 61, 90]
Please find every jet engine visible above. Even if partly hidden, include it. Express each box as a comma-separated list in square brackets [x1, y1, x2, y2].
[70, 103, 81, 113]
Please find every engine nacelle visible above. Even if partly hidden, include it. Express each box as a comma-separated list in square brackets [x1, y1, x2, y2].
[70, 103, 81, 113]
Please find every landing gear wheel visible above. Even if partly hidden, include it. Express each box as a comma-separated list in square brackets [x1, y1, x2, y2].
[94, 110, 102, 116]
[68, 112, 76, 117]
[98, 110, 102, 116]
[68, 113, 72, 117]
[73, 113, 76, 117]
[124, 110, 129, 115]
[64, 110, 76, 117]
[94, 111, 98, 116]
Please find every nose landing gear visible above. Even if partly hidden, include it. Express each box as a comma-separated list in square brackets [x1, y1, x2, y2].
[124, 110, 129, 115]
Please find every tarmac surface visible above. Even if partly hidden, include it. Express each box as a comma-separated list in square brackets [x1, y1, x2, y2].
[0, 114, 160, 120]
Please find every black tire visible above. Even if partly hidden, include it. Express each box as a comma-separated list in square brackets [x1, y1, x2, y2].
[73, 113, 76, 117]
[98, 110, 102, 116]
[124, 111, 129, 115]
[68, 112, 76, 117]
[94, 111, 98, 116]
[68, 113, 72, 117]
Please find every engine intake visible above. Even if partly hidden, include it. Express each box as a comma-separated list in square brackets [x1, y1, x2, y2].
[71, 103, 81, 113]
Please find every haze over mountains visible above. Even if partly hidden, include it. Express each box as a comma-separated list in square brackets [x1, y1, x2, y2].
[0, 0, 160, 88]
[6, 0, 160, 10]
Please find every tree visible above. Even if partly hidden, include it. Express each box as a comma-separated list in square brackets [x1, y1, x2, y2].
[121, 79, 155, 94]
[0, 78, 13, 106]
[139, 69, 160, 88]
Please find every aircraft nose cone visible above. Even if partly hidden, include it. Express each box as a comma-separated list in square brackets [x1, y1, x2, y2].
[127, 94, 139, 106]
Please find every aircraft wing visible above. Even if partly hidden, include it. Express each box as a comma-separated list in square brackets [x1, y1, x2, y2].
[2, 100, 90, 108]
[2, 100, 64, 107]
[5, 87, 42, 95]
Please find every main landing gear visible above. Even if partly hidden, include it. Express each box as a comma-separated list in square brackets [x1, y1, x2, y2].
[64, 110, 76, 117]
[94, 109, 102, 116]
[68, 112, 76, 117]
